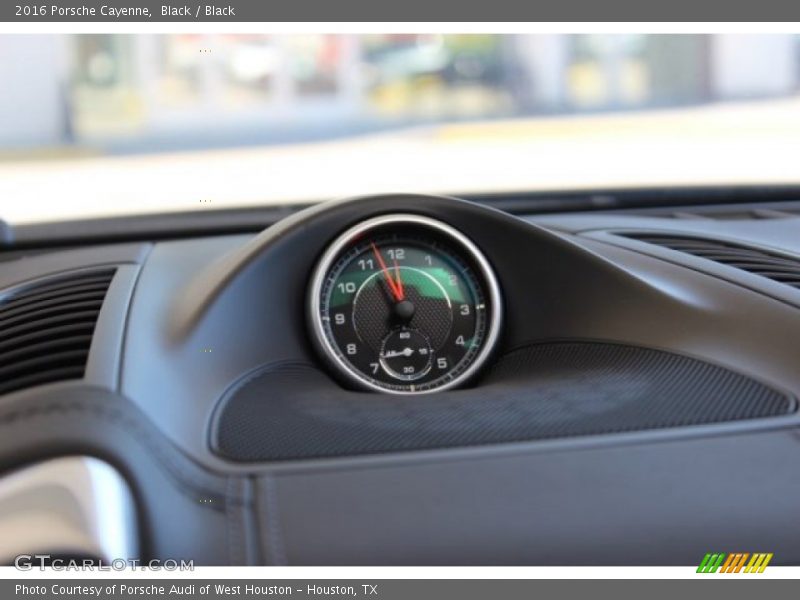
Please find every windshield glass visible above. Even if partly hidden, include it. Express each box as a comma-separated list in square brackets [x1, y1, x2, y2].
[2, 33, 799, 224]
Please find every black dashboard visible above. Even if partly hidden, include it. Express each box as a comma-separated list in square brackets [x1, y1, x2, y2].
[1, 191, 800, 565]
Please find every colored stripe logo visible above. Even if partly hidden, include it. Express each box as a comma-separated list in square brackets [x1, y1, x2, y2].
[697, 553, 773, 573]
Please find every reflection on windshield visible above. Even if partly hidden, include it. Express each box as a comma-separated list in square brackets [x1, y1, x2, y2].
[2, 33, 798, 155]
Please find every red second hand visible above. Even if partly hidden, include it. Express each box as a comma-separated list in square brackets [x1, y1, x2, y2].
[370, 242, 402, 301]
[393, 256, 405, 300]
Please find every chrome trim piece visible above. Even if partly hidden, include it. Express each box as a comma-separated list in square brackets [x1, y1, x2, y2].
[308, 213, 503, 394]
[0, 456, 139, 564]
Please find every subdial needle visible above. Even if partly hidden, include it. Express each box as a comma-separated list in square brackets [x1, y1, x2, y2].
[383, 347, 415, 358]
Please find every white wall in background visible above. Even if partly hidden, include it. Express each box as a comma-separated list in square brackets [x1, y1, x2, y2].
[514, 34, 569, 109]
[0, 35, 67, 148]
[711, 35, 797, 98]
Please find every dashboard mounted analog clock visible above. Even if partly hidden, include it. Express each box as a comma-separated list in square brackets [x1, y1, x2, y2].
[308, 214, 502, 394]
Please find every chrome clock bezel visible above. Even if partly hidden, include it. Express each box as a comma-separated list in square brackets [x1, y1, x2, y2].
[307, 213, 503, 394]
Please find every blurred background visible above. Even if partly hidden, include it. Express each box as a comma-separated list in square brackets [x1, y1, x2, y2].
[4, 33, 800, 153]
[2, 33, 800, 223]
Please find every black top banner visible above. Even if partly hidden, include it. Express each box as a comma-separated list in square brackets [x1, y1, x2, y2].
[4, 0, 800, 21]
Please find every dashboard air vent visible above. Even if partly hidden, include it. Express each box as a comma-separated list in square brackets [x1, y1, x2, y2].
[0, 269, 116, 395]
[623, 235, 800, 290]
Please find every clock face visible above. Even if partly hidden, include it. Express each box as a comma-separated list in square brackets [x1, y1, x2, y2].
[309, 214, 502, 394]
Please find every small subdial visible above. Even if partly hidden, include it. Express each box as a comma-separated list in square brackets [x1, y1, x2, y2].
[379, 328, 433, 381]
